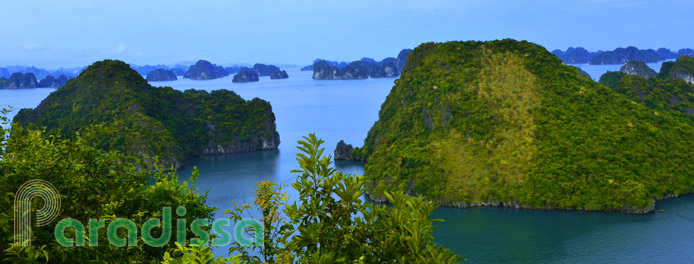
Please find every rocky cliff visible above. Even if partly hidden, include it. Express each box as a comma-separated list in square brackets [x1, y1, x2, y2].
[620, 61, 657, 79]
[659, 56, 694, 84]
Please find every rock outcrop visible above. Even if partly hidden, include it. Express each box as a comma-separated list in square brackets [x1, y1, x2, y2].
[659, 56, 694, 84]
[334, 140, 354, 160]
[620, 61, 657, 79]
[312, 61, 340, 80]
[232, 68, 259, 83]
[183, 60, 228, 80]
[146, 69, 178, 82]
[395, 49, 412, 73]
[371, 61, 399, 78]
[0, 72, 38, 89]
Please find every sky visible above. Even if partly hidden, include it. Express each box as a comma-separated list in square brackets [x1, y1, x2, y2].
[2, 0, 692, 69]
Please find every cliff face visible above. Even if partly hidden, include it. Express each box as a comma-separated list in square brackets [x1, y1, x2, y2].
[357, 39, 694, 214]
[620, 61, 657, 79]
[659, 56, 694, 84]
[395, 49, 412, 73]
[14, 60, 280, 169]
[184, 60, 228, 80]
[313, 61, 340, 80]
[334, 140, 354, 160]
[146, 69, 178, 82]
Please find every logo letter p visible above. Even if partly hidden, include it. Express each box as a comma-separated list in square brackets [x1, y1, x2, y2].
[14, 179, 61, 246]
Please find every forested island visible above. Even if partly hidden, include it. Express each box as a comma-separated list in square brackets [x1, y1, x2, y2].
[14, 60, 280, 169]
[339, 40, 694, 214]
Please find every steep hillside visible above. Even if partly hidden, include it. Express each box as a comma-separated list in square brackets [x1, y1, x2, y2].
[355, 40, 694, 213]
[14, 60, 279, 168]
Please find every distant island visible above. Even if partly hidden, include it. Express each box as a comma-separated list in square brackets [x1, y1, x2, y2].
[232, 68, 260, 83]
[146, 68, 178, 82]
[38, 74, 70, 88]
[338, 40, 694, 214]
[311, 49, 412, 80]
[0, 72, 38, 89]
[14, 60, 280, 169]
[552, 46, 694, 65]
[0, 65, 82, 80]
[183, 60, 229, 80]
[0, 72, 71, 89]
[270, 70, 289, 79]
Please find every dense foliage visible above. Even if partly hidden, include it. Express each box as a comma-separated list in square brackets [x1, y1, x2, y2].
[599, 58, 694, 121]
[228, 135, 464, 263]
[355, 39, 694, 213]
[658, 56, 694, 81]
[0, 119, 215, 263]
[1, 117, 461, 262]
[14, 60, 279, 169]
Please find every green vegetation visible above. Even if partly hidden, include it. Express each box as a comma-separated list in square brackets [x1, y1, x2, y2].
[0, 113, 215, 263]
[14, 60, 279, 169]
[598, 56, 694, 125]
[658, 56, 694, 80]
[355, 39, 694, 213]
[227, 134, 463, 263]
[1, 113, 461, 263]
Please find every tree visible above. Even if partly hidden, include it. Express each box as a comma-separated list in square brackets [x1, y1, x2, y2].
[228, 134, 463, 263]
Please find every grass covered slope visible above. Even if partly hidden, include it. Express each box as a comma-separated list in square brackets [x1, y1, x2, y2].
[358, 39, 694, 213]
[14, 60, 279, 169]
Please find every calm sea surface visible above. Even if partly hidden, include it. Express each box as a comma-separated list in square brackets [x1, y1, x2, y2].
[2, 64, 693, 263]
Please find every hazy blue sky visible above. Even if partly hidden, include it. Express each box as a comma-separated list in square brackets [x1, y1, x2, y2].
[2, 0, 692, 69]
